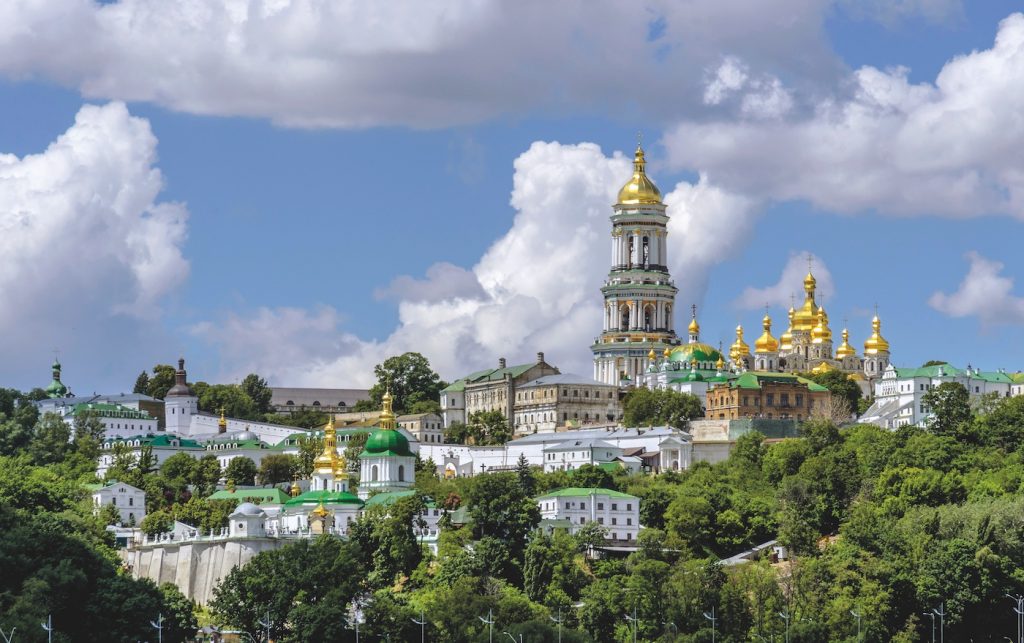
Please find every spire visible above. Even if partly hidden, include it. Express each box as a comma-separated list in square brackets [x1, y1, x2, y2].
[836, 327, 857, 358]
[688, 304, 700, 342]
[313, 415, 338, 473]
[730, 324, 750, 364]
[380, 385, 396, 430]
[218, 407, 227, 433]
[166, 357, 195, 397]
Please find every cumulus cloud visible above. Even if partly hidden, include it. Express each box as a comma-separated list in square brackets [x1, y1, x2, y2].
[734, 252, 836, 310]
[0, 0, 854, 128]
[703, 57, 793, 119]
[928, 252, 1024, 325]
[664, 12, 1024, 217]
[0, 102, 188, 388]
[193, 142, 757, 385]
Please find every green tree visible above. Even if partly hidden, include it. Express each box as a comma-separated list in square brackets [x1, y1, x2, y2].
[922, 381, 973, 438]
[197, 383, 258, 420]
[296, 433, 323, 478]
[466, 472, 541, 583]
[349, 494, 426, 589]
[146, 364, 178, 400]
[445, 420, 470, 444]
[224, 456, 258, 486]
[622, 388, 703, 428]
[191, 455, 222, 496]
[263, 408, 327, 428]
[803, 369, 862, 416]
[467, 409, 512, 445]
[159, 583, 199, 643]
[408, 399, 442, 414]
[141, 509, 173, 535]
[160, 451, 197, 483]
[367, 352, 446, 413]
[72, 410, 106, 461]
[29, 412, 72, 465]
[343, 432, 369, 475]
[258, 454, 298, 484]
[132, 370, 150, 394]
[570, 463, 613, 489]
[241, 373, 273, 415]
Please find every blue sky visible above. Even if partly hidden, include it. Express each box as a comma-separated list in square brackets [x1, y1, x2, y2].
[1, 1, 1024, 392]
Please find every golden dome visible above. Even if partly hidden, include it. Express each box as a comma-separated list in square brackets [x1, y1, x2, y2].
[793, 270, 820, 332]
[864, 315, 890, 354]
[217, 407, 227, 432]
[715, 354, 726, 370]
[688, 316, 700, 335]
[780, 307, 795, 352]
[663, 347, 671, 358]
[380, 387, 397, 430]
[313, 415, 338, 472]
[836, 328, 856, 358]
[290, 481, 301, 497]
[333, 453, 348, 479]
[755, 314, 779, 353]
[811, 307, 832, 344]
[648, 348, 656, 360]
[730, 325, 751, 363]
[616, 144, 662, 205]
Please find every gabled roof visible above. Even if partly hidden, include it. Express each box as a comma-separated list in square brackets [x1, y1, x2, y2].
[536, 487, 639, 500]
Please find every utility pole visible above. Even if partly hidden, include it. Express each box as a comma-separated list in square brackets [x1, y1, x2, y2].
[850, 609, 861, 642]
[0, 626, 15, 643]
[150, 613, 164, 643]
[41, 614, 53, 643]
[411, 608, 427, 643]
[549, 607, 564, 643]
[703, 606, 717, 643]
[933, 603, 946, 643]
[624, 601, 638, 643]
[778, 610, 790, 643]
[923, 611, 936, 643]
[258, 610, 271, 643]
[478, 608, 495, 643]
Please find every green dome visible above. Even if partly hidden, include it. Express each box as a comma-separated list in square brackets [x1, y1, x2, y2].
[668, 343, 722, 364]
[685, 370, 705, 382]
[362, 429, 414, 458]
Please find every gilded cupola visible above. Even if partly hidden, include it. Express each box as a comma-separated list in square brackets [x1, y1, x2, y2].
[793, 270, 820, 332]
[379, 387, 397, 430]
[863, 315, 890, 354]
[811, 307, 832, 344]
[313, 415, 338, 473]
[730, 325, 751, 363]
[617, 144, 663, 205]
[779, 306, 795, 352]
[688, 315, 700, 336]
[836, 328, 856, 358]
[755, 313, 779, 353]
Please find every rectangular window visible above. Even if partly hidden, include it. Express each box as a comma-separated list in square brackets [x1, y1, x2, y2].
[626, 503, 631, 511]
[598, 517, 604, 525]
[781, 393, 789, 405]
[597, 502, 604, 510]
[580, 502, 586, 510]
[611, 517, 617, 525]
[611, 503, 618, 511]
[627, 518, 632, 525]
[795, 394, 803, 407]
[766, 394, 774, 406]
[565, 502, 570, 509]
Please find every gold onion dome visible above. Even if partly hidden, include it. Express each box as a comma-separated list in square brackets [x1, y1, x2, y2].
[811, 361, 837, 374]
[864, 315, 890, 354]
[379, 388, 397, 430]
[755, 313, 779, 353]
[836, 328, 856, 358]
[313, 416, 337, 471]
[793, 271, 820, 332]
[290, 481, 301, 497]
[688, 315, 700, 335]
[780, 307, 795, 352]
[730, 325, 751, 363]
[617, 144, 662, 205]
[663, 347, 671, 358]
[715, 354, 726, 370]
[811, 308, 832, 344]
[648, 348, 656, 360]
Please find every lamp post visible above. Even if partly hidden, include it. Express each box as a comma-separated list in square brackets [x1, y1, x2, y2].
[933, 604, 945, 643]
[703, 606, 717, 643]
[0, 626, 15, 643]
[349, 602, 361, 643]
[479, 608, 495, 643]
[549, 607, 564, 643]
[150, 613, 164, 643]
[1008, 593, 1024, 643]
[502, 632, 522, 643]
[778, 610, 790, 643]
[258, 610, 271, 643]
[923, 611, 936, 643]
[850, 609, 861, 642]
[41, 614, 53, 643]
[411, 608, 427, 643]
[624, 600, 638, 643]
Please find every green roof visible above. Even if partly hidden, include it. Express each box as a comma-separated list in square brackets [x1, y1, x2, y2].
[73, 402, 153, 420]
[284, 489, 363, 507]
[204, 438, 268, 449]
[536, 487, 638, 500]
[893, 364, 1013, 383]
[103, 434, 204, 449]
[361, 428, 414, 458]
[718, 372, 828, 392]
[363, 490, 418, 507]
[1012, 372, 1024, 384]
[208, 488, 290, 504]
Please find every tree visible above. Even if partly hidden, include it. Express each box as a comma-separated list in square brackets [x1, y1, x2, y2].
[367, 352, 446, 413]
[803, 370, 861, 418]
[466, 472, 541, 583]
[408, 399, 442, 414]
[570, 464, 613, 489]
[921, 360, 948, 367]
[132, 370, 150, 395]
[159, 583, 199, 643]
[141, 509, 173, 535]
[224, 456, 258, 486]
[73, 410, 106, 461]
[516, 453, 535, 496]
[29, 412, 72, 465]
[191, 455, 222, 496]
[922, 382, 973, 439]
[622, 388, 703, 428]
[467, 409, 512, 445]
[296, 433, 323, 478]
[343, 432, 369, 474]
[241, 373, 273, 415]
[259, 454, 298, 485]
[445, 420, 470, 444]
[146, 364, 178, 400]
[263, 408, 327, 428]
[349, 494, 426, 589]
[160, 451, 197, 483]
[197, 383, 257, 420]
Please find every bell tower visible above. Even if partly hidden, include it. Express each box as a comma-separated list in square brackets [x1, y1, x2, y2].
[592, 142, 680, 385]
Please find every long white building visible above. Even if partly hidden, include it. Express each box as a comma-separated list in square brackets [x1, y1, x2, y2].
[537, 487, 641, 543]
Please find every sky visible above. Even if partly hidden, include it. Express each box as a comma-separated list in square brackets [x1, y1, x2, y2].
[2, 0, 1024, 393]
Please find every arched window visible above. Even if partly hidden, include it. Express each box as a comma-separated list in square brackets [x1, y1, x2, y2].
[620, 307, 629, 330]
[643, 306, 652, 331]
[371, 465, 379, 482]
[285, 400, 294, 406]
[312, 401, 320, 407]
[642, 236, 650, 266]
[398, 465, 405, 481]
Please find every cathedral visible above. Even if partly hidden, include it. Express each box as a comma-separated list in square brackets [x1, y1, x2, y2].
[592, 143, 893, 395]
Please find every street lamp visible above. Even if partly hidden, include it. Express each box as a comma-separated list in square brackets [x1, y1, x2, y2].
[932, 604, 945, 643]
[41, 614, 53, 643]
[778, 610, 790, 643]
[150, 613, 164, 643]
[623, 600, 639, 643]
[258, 610, 271, 643]
[479, 608, 495, 643]
[411, 608, 428, 643]
[1008, 593, 1024, 643]
[549, 607, 564, 643]
[703, 606, 717, 643]
[0, 626, 15, 643]
[502, 632, 523, 643]
[850, 609, 861, 642]
[923, 611, 936, 643]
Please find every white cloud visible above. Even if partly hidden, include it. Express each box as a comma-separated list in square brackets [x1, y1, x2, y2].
[703, 56, 793, 119]
[0, 102, 188, 388]
[0, 0, 851, 128]
[734, 252, 836, 310]
[193, 142, 758, 385]
[928, 252, 1024, 325]
[664, 12, 1024, 218]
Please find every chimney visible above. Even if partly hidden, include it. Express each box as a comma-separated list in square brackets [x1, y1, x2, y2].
[499, 357, 506, 369]
[537, 352, 544, 364]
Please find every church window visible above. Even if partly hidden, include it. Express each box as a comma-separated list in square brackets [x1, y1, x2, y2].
[371, 465, 379, 482]
[642, 236, 650, 266]
[398, 465, 405, 481]
[628, 236, 635, 266]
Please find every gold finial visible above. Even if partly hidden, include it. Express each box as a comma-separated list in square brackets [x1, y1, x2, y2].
[648, 348, 656, 361]
[688, 304, 700, 336]
[864, 309, 890, 354]
[313, 414, 338, 473]
[755, 311, 779, 353]
[218, 407, 227, 430]
[380, 384, 396, 430]
[663, 347, 671, 358]
[290, 480, 301, 497]
[837, 326, 856, 358]
[616, 137, 662, 205]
